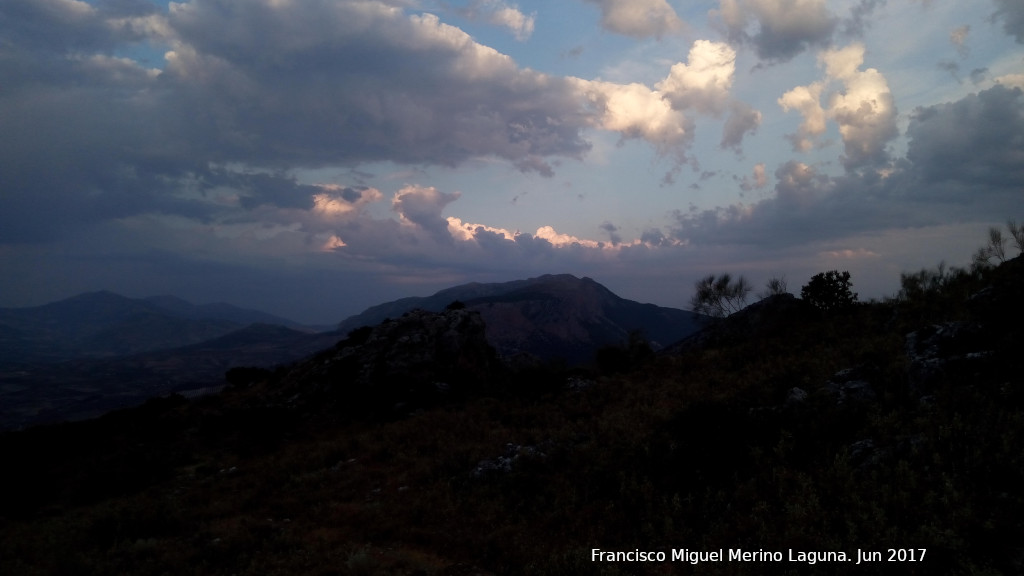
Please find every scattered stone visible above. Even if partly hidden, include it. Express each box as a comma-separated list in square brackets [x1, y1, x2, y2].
[471, 442, 546, 478]
[785, 387, 807, 405]
[566, 376, 595, 391]
[825, 368, 876, 406]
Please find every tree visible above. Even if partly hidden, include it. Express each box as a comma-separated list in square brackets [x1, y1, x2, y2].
[801, 270, 858, 311]
[690, 273, 752, 318]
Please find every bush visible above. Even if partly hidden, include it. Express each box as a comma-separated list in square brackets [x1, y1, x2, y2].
[800, 270, 858, 311]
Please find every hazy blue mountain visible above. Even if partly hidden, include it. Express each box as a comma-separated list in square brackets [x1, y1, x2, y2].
[0, 291, 321, 364]
[338, 274, 705, 364]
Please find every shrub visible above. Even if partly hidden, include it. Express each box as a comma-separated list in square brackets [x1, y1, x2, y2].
[800, 270, 858, 311]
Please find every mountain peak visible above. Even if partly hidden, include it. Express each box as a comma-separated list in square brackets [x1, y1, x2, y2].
[338, 274, 703, 364]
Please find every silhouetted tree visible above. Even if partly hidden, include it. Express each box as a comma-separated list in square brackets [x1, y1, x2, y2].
[801, 270, 858, 311]
[690, 273, 752, 318]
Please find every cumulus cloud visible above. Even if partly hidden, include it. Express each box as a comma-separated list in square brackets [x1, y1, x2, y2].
[572, 78, 693, 163]
[778, 82, 828, 151]
[778, 44, 898, 170]
[583, 0, 683, 39]
[714, 0, 836, 62]
[821, 44, 899, 170]
[447, 217, 517, 242]
[164, 1, 593, 171]
[653, 40, 761, 152]
[457, 0, 535, 40]
[392, 185, 462, 243]
[657, 40, 736, 116]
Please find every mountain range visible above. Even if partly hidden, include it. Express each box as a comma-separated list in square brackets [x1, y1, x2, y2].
[3, 255, 1021, 575]
[0, 275, 702, 429]
[0, 290, 324, 365]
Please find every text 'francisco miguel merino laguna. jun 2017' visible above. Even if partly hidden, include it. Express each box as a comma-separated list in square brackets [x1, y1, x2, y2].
[591, 548, 928, 565]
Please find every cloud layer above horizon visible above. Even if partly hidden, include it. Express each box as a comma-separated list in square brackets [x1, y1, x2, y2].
[1, 0, 1022, 322]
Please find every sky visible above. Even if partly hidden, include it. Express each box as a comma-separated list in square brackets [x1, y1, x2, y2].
[1, 0, 1022, 324]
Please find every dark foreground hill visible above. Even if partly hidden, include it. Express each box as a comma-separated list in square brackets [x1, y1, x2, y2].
[0, 324, 345, 430]
[339, 274, 704, 364]
[1, 256, 1023, 575]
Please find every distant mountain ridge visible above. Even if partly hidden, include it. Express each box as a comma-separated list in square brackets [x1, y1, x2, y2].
[339, 274, 704, 364]
[0, 291, 319, 364]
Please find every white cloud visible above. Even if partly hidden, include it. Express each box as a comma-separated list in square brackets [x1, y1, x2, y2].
[447, 217, 517, 242]
[536, 225, 603, 249]
[583, 0, 683, 39]
[392, 185, 462, 241]
[778, 81, 827, 151]
[572, 78, 693, 162]
[657, 40, 736, 116]
[778, 43, 898, 170]
[820, 43, 899, 170]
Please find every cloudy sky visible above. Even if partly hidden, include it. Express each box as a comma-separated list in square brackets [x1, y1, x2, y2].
[1, 0, 1022, 323]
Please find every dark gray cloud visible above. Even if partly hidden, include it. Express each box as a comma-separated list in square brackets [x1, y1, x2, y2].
[839, 0, 885, 40]
[906, 84, 1024, 190]
[599, 221, 622, 245]
[721, 101, 762, 151]
[0, 0, 609, 245]
[992, 0, 1024, 43]
[164, 0, 591, 169]
[716, 0, 836, 63]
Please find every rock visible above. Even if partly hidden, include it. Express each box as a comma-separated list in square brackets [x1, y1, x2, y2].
[905, 321, 994, 391]
[471, 442, 546, 478]
[825, 367, 876, 406]
[785, 387, 808, 405]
